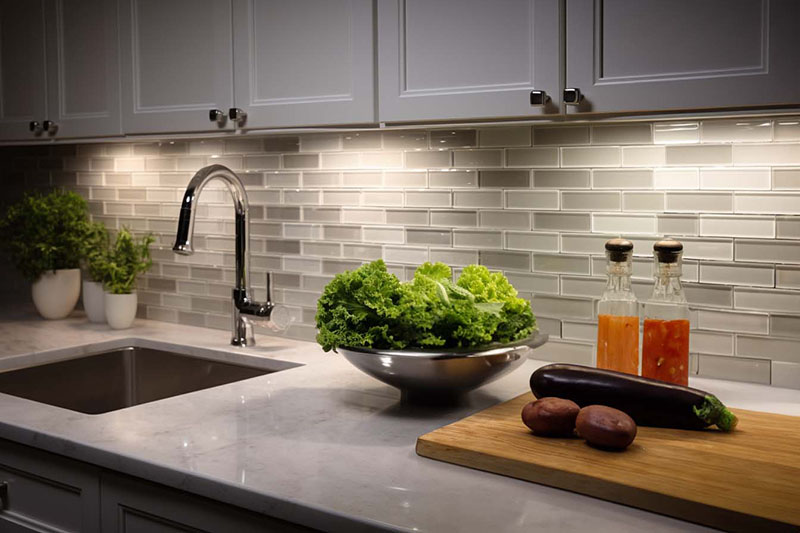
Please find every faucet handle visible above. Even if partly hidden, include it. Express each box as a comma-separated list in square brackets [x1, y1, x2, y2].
[263, 271, 294, 331]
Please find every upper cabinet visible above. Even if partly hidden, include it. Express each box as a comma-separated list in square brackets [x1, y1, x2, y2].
[0, 0, 48, 141]
[44, 0, 121, 138]
[0, 0, 120, 141]
[2, 0, 799, 141]
[232, 0, 374, 129]
[377, 0, 561, 122]
[119, 0, 234, 135]
[119, 0, 374, 134]
[565, 0, 800, 115]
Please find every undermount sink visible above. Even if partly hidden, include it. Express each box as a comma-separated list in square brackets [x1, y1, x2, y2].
[0, 347, 276, 414]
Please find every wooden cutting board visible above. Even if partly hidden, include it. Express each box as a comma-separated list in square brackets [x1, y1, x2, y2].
[417, 393, 800, 533]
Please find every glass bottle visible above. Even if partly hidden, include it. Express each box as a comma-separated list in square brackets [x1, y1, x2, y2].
[596, 239, 639, 375]
[642, 239, 690, 385]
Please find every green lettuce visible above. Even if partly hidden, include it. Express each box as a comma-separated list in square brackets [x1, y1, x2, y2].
[316, 260, 536, 352]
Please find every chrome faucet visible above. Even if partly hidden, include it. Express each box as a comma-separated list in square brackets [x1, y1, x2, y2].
[173, 164, 281, 346]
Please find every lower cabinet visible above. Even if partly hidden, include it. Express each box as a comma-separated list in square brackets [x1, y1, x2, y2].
[0, 439, 100, 533]
[0, 440, 314, 533]
[100, 473, 312, 533]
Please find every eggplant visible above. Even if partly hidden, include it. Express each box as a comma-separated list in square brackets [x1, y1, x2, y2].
[530, 364, 738, 432]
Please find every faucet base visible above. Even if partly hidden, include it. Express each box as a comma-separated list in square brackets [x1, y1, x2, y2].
[231, 312, 255, 347]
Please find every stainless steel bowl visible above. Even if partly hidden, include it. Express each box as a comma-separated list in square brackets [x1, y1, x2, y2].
[338, 331, 548, 400]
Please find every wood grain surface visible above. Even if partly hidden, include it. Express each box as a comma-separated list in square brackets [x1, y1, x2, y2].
[417, 393, 800, 532]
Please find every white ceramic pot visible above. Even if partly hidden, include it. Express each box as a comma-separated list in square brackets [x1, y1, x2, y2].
[31, 269, 81, 320]
[82, 280, 106, 323]
[104, 292, 138, 330]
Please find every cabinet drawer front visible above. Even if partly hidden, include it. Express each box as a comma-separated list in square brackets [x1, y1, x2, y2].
[0, 440, 100, 533]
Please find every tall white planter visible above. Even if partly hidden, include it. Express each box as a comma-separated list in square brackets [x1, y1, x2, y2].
[31, 269, 81, 319]
[104, 292, 138, 329]
[82, 280, 106, 323]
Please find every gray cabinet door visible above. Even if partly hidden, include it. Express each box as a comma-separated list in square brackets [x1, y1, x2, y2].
[378, 0, 561, 122]
[0, 0, 48, 141]
[566, 0, 800, 115]
[100, 472, 313, 533]
[0, 439, 100, 533]
[43, 0, 121, 138]
[232, 0, 374, 128]
[119, 0, 234, 134]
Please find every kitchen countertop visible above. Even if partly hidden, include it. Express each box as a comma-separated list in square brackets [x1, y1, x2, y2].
[1, 311, 799, 532]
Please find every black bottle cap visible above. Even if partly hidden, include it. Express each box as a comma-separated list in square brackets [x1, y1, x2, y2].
[654, 239, 683, 263]
[605, 238, 633, 262]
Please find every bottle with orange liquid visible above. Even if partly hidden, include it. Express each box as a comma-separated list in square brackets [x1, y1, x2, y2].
[596, 239, 639, 375]
[642, 239, 690, 386]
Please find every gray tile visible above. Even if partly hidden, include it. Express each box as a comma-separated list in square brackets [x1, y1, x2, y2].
[263, 136, 300, 152]
[405, 150, 451, 168]
[505, 190, 559, 210]
[406, 228, 452, 245]
[665, 145, 732, 165]
[479, 250, 531, 271]
[698, 354, 770, 385]
[382, 130, 428, 150]
[592, 170, 653, 189]
[430, 129, 477, 148]
[562, 192, 620, 211]
[342, 131, 382, 150]
[479, 126, 531, 147]
[506, 147, 559, 167]
[562, 147, 620, 167]
[533, 170, 590, 189]
[430, 210, 477, 227]
[479, 170, 529, 188]
[533, 126, 589, 146]
[429, 170, 477, 188]
[453, 149, 503, 168]
[533, 213, 591, 232]
[592, 123, 652, 145]
[505, 232, 559, 252]
[283, 153, 320, 169]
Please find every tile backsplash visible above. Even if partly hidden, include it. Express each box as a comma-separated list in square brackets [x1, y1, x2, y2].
[2, 117, 800, 388]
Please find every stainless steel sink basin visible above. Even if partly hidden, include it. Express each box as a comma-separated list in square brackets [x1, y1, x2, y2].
[0, 347, 275, 414]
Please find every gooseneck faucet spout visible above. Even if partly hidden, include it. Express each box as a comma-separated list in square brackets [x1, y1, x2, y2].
[173, 164, 280, 346]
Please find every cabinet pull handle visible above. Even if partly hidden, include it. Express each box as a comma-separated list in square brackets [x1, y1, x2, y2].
[530, 90, 551, 106]
[228, 108, 247, 127]
[43, 120, 58, 134]
[0, 481, 8, 510]
[29, 121, 43, 134]
[564, 88, 584, 105]
[209, 108, 226, 124]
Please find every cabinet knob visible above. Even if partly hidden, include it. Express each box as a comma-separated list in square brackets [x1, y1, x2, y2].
[29, 121, 42, 134]
[228, 108, 247, 126]
[530, 90, 551, 106]
[208, 108, 226, 124]
[564, 88, 584, 105]
[43, 120, 58, 134]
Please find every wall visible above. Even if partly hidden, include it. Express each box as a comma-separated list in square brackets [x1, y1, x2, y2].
[1, 117, 799, 388]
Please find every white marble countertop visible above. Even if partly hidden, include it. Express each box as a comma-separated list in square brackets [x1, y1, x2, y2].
[1, 310, 799, 533]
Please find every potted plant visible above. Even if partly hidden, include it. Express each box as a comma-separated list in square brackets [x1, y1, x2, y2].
[99, 227, 154, 329]
[81, 222, 110, 323]
[0, 190, 90, 319]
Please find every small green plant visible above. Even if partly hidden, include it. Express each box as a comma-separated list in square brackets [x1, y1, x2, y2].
[99, 227, 155, 294]
[0, 190, 90, 281]
[83, 222, 111, 282]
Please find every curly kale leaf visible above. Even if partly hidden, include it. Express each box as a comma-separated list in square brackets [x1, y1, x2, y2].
[315, 260, 536, 352]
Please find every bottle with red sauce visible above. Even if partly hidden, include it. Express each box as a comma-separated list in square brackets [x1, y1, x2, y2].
[596, 239, 639, 375]
[642, 239, 690, 385]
